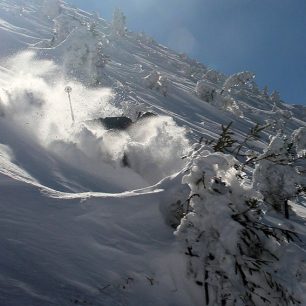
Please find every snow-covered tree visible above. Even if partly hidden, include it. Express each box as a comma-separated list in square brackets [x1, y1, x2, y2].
[195, 81, 243, 116]
[157, 75, 168, 97]
[223, 71, 255, 92]
[262, 85, 269, 99]
[144, 70, 159, 89]
[87, 21, 99, 36]
[292, 127, 306, 157]
[253, 130, 306, 216]
[91, 42, 110, 84]
[204, 69, 221, 83]
[268, 105, 293, 133]
[247, 80, 261, 95]
[222, 96, 244, 117]
[182, 62, 207, 80]
[175, 147, 304, 305]
[112, 8, 126, 36]
[270, 90, 281, 104]
[53, 13, 79, 43]
[144, 71, 169, 96]
[195, 81, 216, 102]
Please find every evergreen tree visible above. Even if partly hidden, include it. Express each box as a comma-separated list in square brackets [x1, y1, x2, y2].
[112, 8, 126, 36]
[176, 145, 304, 305]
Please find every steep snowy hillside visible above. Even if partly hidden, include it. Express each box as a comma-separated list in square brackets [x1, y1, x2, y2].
[0, 1, 306, 305]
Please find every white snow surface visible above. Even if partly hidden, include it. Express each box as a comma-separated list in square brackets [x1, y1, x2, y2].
[0, 1, 305, 305]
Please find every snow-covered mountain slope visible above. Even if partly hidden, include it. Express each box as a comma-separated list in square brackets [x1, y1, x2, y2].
[0, 1, 306, 305]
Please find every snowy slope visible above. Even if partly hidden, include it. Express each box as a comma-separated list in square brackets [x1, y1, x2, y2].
[0, 1, 306, 305]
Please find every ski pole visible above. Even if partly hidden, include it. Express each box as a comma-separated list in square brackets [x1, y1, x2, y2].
[64, 86, 75, 123]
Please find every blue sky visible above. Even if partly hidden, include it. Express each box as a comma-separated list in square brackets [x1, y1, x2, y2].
[69, 0, 306, 105]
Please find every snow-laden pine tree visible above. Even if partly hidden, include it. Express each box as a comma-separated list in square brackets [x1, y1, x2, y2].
[204, 69, 222, 83]
[112, 8, 126, 36]
[195, 81, 216, 102]
[271, 90, 281, 104]
[91, 42, 110, 85]
[253, 128, 306, 217]
[262, 85, 269, 99]
[175, 144, 305, 305]
[195, 81, 243, 116]
[223, 71, 255, 93]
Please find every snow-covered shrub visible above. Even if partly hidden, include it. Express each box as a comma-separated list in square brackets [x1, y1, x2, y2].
[270, 90, 281, 103]
[267, 106, 293, 133]
[203, 69, 221, 83]
[223, 71, 255, 93]
[262, 85, 270, 99]
[91, 42, 110, 85]
[87, 21, 99, 36]
[248, 81, 261, 95]
[265, 117, 287, 134]
[112, 8, 126, 36]
[213, 95, 243, 117]
[94, 42, 110, 68]
[182, 63, 206, 80]
[195, 81, 243, 117]
[175, 149, 304, 305]
[223, 97, 243, 117]
[253, 131, 306, 215]
[144, 71, 169, 96]
[292, 127, 306, 157]
[195, 81, 216, 102]
[158, 75, 168, 96]
[144, 70, 159, 89]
